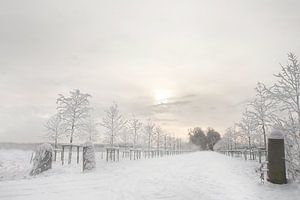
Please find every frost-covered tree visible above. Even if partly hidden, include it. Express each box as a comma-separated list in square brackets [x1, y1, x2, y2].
[100, 103, 127, 147]
[237, 109, 257, 149]
[266, 53, 300, 123]
[45, 114, 63, 148]
[56, 89, 91, 164]
[163, 133, 168, 152]
[128, 115, 143, 149]
[144, 120, 155, 150]
[224, 127, 234, 150]
[177, 138, 182, 151]
[248, 82, 277, 149]
[215, 126, 240, 151]
[264, 53, 300, 180]
[44, 114, 64, 160]
[188, 127, 207, 150]
[85, 115, 98, 142]
[233, 124, 244, 149]
[206, 128, 221, 151]
[155, 126, 163, 151]
[170, 135, 177, 151]
[120, 126, 131, 151]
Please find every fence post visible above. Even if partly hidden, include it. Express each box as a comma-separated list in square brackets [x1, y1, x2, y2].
[61, 146, 65, 165]
[77, 146, 80, 164]
[258, 150, 262, 164]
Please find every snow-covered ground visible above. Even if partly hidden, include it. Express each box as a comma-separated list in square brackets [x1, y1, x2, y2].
[0, 150, 299, 200]
[0, 150, 33, 181]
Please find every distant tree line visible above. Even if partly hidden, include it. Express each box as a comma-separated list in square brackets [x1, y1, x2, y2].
[188, 127, 221, 151]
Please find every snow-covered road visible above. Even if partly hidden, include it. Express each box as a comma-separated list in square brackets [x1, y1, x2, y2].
[0, 151, 299, 200]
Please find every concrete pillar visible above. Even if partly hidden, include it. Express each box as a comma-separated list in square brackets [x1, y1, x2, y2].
[267, 130, 287, 184]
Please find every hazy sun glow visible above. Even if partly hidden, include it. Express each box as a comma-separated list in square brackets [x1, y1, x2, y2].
[154, 89, 171, 104]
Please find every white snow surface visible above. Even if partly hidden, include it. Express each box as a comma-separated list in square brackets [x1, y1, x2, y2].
[269, 130, 285, 139]
[0, 150, 299, 200]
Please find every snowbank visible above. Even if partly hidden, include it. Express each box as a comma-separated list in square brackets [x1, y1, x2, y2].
[82, 142, 96, 171]
[30, 143, 53, 176]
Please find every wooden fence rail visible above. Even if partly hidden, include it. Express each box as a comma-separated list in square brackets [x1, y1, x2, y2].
[219, 148, 267, 163]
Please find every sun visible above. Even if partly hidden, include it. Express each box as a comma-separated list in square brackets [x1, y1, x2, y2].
[154, 89, 171, 104]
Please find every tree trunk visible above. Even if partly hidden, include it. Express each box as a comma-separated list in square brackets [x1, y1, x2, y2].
[157, 134, 160, 151]
[124, 135, 127, 152]
[68, 129, 74, 164]
[148, 134, 151, 151]
[262, 123, 267, 150]
[297, 95, 300, 125]
[54, 138, 57, 161]
[248, 136, 251, 149]
[134, 128, 138, 149]
[111, 129, 114, 148]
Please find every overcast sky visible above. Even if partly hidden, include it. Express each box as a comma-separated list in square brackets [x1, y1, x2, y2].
[1, 0, 300, 143]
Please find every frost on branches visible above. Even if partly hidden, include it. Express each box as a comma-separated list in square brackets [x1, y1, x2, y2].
[144, 120, 155, 151]
[44, 114, 64, 161]
[83, 142, 96, 172]
[30, 143, 53, 176]
[248, 82, 277, 149]
[56, 89, 91, 164]
[237, 109, 257, 149]
[222, 53, 300, 181]
[100, 103, 127, 147]
[128, 115, 143, 149]
[265, 53, 300, 181]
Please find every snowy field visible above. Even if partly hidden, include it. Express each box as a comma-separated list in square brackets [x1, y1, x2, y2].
[0, 150, 299, 200]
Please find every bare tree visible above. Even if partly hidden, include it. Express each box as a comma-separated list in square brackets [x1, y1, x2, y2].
[237, 109, 257, 149]
[233, 124, 244, 149]
[163, 133, 168, 152]
[56, 89, 91, 164]
[120, 126, 130, 151]
[167, 135, 173, 150]
[100, 103, 127, 147]
[45, 114, 64, 160]
[128, 115, 143, 149]
[172, 135, 177, 151]
[216, 126, 241, 151]
[248, 82, 277, 149]
[144, 120, 155, 151]
[155, 126, 163, 152]
[224, 128, 234, 150]
[85, 115, 98, 142]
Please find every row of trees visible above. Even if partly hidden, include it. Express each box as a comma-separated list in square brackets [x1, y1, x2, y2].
[45, 90, 187, 163]
[188, 127, 221, 151]
[215, 53, 300, 181]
